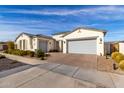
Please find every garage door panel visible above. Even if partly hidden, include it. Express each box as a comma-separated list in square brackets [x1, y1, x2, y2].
[68, 39, 97, 54]
[39, 40, 48, 52]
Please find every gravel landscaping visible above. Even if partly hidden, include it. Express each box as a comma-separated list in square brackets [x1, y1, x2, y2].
[0, 58, 27, 72]
[97, 56, 124, 75]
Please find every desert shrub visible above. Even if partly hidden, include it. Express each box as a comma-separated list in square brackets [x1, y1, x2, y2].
[26, 50, 35, 57]
[8, 49, 27, 56]
[0, 54, 6, 59]
[119, 60, 124, 70]
[111, 52, 121, 60]
[3, 49, 28, 56]
[7, 41, 15, 50]
[7, 49, 13, 54]
[36, 49, 45, 58]
[17, 50, 27, 56]
[11, 49, 19, 55]
[115, 53, 124, 63]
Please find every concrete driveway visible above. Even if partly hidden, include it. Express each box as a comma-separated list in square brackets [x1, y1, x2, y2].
[47, 53, 97, 69]
[0, 61, 124, 88]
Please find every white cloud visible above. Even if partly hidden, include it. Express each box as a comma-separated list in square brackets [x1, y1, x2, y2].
[1, 6, 124, 20]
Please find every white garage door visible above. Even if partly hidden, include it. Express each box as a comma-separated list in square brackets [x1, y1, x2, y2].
[39, 40, 48, 52]
[68, 39, 97, 54]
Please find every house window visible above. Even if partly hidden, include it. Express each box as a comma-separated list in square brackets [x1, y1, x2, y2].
[23, 40, 25, 50]
[30, 38, 33, 49]
[19, 40, 22, 49]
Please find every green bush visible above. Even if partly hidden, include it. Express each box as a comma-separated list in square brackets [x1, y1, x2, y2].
[7, 41, 15, 50]
[111, 52, 121, 60]
[17, 50, 27, 56]
[26, 50, 35, 57]
[8, 49, 13, 54]
[4, 49, 46, 59]
[11, 49, 19, 55]
[119, 60, 124, 70]
[115, 53, 124, 63]
[5, 49, 27, 56]
[36, 49, 45, 58]
[0, 54, 6, 59]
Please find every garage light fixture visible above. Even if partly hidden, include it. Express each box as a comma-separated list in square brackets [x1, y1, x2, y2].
[100, 38, 102, 44]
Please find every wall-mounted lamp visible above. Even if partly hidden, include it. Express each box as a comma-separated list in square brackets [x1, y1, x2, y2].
[99, 38, 102, 44]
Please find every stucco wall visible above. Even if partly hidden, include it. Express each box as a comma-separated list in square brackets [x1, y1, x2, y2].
[62, 29, 104, 55]
[15, 34, 32, 51]
[52, 34, 64, 51]
[48, 39, 55, 51]
[15, 34, 55, 52]
[119, 43, 124, 54]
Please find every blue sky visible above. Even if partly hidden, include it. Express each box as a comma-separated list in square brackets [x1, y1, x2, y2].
[0, 5, 124, 42]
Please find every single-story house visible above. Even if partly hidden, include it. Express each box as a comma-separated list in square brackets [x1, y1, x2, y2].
[15, 33, 56, 52]
[105, 41, 124, 55]
[52, 27, 106, 56]
[15, 27, 107, 56]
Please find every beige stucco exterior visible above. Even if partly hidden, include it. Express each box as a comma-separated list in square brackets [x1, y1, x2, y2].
[119, 42, 124, 54]
[15, 28, 105, 55]
[53, 28, 105, 56]
[15, 33, 55, 52]
[52, 34, 64, 52]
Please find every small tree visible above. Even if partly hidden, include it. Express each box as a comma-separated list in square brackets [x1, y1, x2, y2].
[7, 41, 15, 50]
[36, 49, 45, 58]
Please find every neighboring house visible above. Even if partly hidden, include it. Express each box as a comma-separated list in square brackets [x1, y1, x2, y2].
[15, 33, 56, 52]
[0, 42, 8, 51]
[15, 27, 107, 56]
[105, 41, 124, 55]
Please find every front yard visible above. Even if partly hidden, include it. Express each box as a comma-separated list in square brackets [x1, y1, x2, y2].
[0, 54, 27, 72]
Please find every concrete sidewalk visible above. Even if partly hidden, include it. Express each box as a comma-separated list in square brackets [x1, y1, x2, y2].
[0, 64, 98, 88]
[0, 52, 47, 65]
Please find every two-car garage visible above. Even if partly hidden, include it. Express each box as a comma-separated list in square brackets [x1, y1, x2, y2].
[67, 38, 97, 54]
[60, 27, 106, 56]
